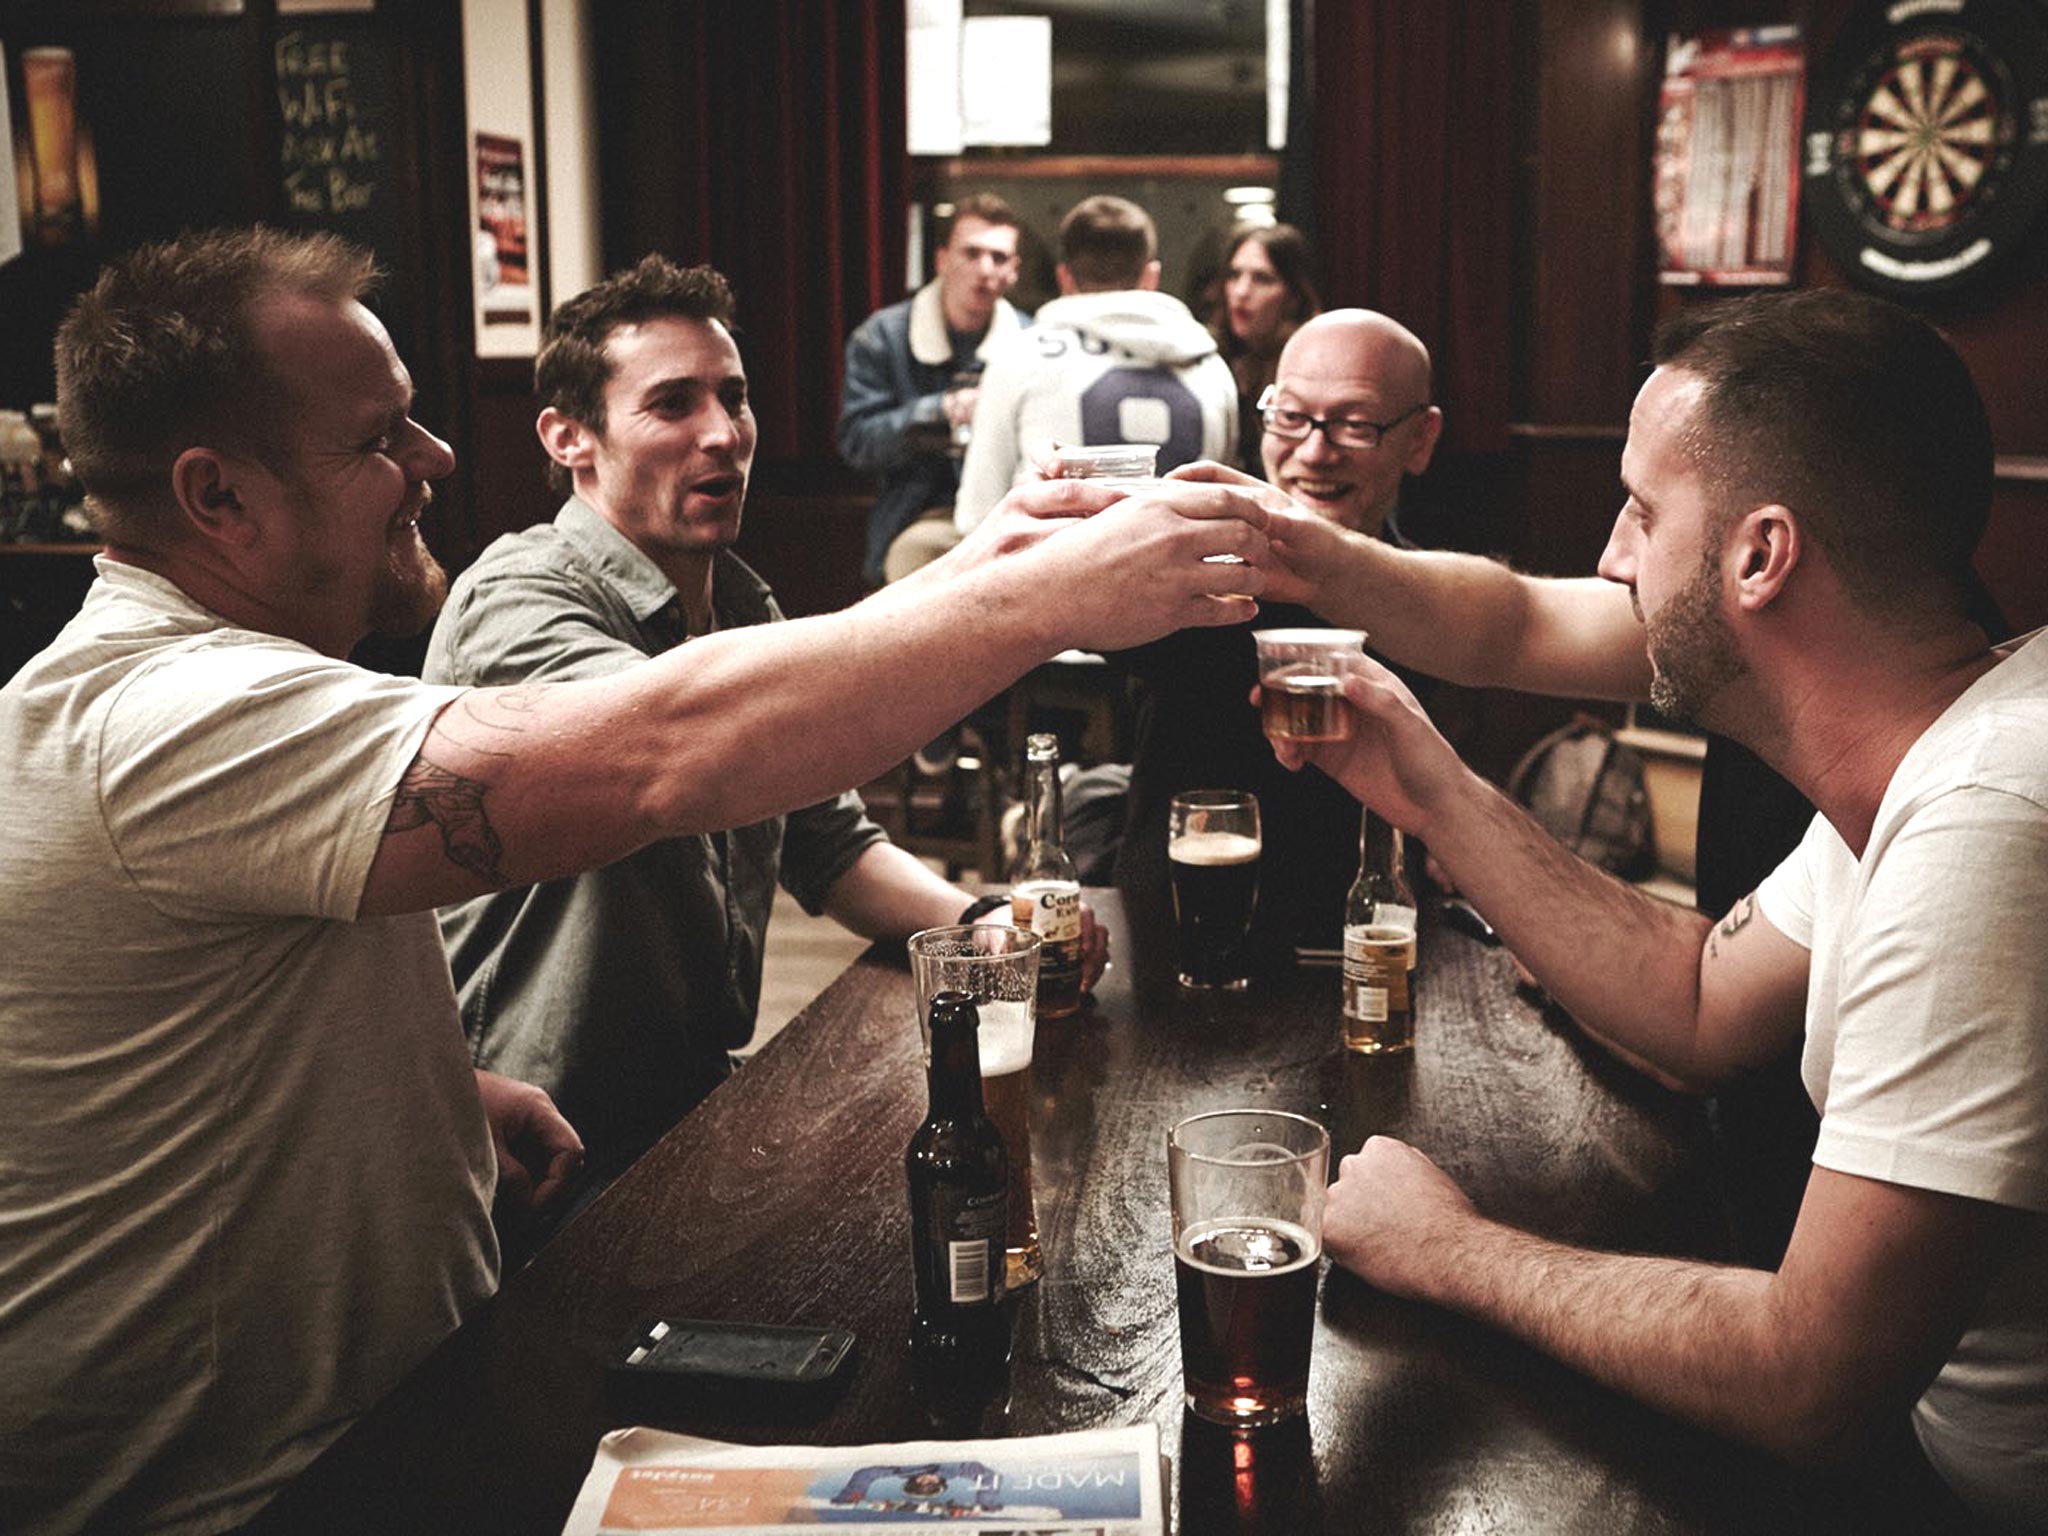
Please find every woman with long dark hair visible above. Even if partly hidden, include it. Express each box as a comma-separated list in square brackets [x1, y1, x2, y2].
[1207, 223, 1321, 474]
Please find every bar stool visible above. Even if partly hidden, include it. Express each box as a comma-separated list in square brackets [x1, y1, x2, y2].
[864, 722, 1004, 882]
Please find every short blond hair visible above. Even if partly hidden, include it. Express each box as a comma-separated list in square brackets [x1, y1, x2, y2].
[56, 227, 378, 544]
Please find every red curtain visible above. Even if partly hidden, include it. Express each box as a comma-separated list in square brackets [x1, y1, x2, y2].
[1311, 0, 1515, 454]
[593, 1, 906, 470]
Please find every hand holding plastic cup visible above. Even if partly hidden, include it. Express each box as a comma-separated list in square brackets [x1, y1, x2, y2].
[1038, 442, 1159, 489]
[1253, 628, 1369, 744]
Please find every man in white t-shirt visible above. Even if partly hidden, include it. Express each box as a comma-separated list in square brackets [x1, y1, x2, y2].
[0, 229, 1276, 1534]
[953, 195, 1237, 533]
[1261, 288, 2045, 1531]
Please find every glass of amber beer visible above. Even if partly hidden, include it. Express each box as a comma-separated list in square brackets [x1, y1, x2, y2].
[1169, 1109, 1329, 1426]
[1168, 790, 1261, 989]
[1253, 629, 1368, 744]
[908, 924, 1044, 1290]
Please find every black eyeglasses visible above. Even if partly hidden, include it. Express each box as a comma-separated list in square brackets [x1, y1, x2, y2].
[1257, 385, 1430, 450]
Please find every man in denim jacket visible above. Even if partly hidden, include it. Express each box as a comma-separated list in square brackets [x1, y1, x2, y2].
[838, 193, 1028, 585]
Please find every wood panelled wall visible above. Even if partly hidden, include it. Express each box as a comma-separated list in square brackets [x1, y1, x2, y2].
[733, 0, 2048, 634]
[1348, 0, 2048, 777]
[1494, 0, 2048, 626]
[7, 3, 2043, 682]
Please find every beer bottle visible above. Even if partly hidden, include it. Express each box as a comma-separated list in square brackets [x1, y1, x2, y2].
[907, 989, 1009, 1356]
[1008, 733, 1084, 1017]
[1341, 809, 1418, 1054]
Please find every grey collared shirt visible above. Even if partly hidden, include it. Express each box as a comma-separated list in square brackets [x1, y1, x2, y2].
[425, 499, 884, 1178]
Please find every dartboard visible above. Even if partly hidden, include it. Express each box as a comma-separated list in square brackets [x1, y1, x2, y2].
[1804, 0, 2048, 296]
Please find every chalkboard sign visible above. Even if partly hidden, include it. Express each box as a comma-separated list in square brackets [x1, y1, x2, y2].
[273, 17, 396, 256]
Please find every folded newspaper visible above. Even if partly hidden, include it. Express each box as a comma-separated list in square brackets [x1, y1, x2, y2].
[561, 1421, 1165, 1535]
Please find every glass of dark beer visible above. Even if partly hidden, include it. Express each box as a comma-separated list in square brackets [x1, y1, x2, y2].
[1252, 629, 1368, 744]
[1168, 1109, 1329, 1426]
[1168, 790, 1261, 989]
[908, 924, 1044, 1290]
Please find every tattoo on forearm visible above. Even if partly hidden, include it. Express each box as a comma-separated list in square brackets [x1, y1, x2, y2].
[1707, 893, 1757, 960]
[387, 755, 505, 884]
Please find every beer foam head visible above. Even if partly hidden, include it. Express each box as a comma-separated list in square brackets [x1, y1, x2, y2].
[1177, 1215, 1320, 1270]
[1169, 830, 1261, 867]
[977, 1025, 1032, 1077]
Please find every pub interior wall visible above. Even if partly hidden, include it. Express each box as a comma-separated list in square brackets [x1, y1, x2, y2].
[3, 0, 2044, 693]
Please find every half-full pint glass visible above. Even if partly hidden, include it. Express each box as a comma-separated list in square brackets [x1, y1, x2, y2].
[909, 924, 1043, 1289]
[1167, 791, 1260, 989]
[1168, 1109, 1329, 1426]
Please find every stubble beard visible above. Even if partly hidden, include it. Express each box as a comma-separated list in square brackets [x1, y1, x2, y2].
[369, 524, 450, 637]
[1642, 553, 1747, 724]
[280, 466, 449, 640]
[663, 478, 746, 554]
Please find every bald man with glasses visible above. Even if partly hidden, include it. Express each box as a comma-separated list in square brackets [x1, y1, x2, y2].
[1253, 309, 1442, 537]
[1112, 309, 1447, 973]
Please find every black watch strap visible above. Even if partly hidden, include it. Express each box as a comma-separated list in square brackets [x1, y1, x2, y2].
[957, 893, 1009, 925]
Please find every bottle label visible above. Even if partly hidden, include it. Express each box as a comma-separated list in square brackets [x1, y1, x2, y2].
[925, 1187, 1005, 1305]
[947, 1238, 991, 1303]
[1372, 903, 1418, 966]
[1011, 880, 1081, 944]
[1343, 923, 1415, 1022]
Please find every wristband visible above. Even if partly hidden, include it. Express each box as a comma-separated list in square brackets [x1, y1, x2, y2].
[957, 893, 1009, 925]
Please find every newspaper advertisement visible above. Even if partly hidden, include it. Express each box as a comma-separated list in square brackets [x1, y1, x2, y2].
[562, 1422, 1165, 1535]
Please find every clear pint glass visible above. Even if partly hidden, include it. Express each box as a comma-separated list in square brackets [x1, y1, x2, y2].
[1168, 1109, 1329, 1426]
[1167, 791, 1261, 990]
[908, 924, 1043, 1289]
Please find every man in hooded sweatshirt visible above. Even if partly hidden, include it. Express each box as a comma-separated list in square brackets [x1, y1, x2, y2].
[952, 196, 1238, 533]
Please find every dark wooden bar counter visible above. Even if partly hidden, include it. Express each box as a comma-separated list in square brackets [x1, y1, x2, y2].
[252, 888, 1955, 1534]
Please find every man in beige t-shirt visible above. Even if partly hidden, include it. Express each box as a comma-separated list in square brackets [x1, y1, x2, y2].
[0, 228, 1275, 1532]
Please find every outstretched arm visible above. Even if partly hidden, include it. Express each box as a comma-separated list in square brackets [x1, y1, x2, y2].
[1172, 461, 1652, 701]
[361, 479, 1273, 917]
[819, 842, 974, 942]
[818, 842, 1110, 993]
[1275, 659, 1805, 1087]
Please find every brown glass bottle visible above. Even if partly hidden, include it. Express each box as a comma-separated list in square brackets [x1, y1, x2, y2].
[907, 989, 1009, 1356]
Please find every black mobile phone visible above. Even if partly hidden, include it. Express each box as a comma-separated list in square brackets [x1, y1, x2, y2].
[608, 1318, 856, 1388]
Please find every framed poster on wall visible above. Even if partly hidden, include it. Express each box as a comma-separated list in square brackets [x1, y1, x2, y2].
[474, 129, 535, 330]
[461, 0, 540, 358]
[1655, 27, 1806, 286]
